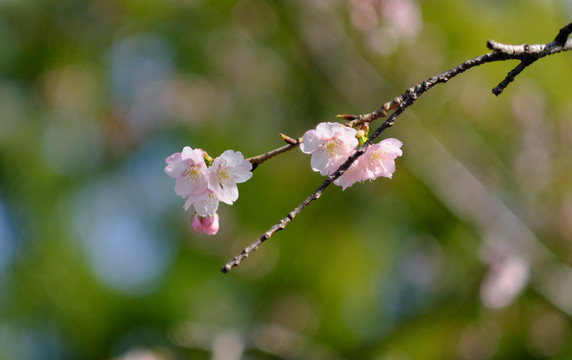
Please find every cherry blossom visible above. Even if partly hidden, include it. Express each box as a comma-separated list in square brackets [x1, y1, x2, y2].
[362, 138, 403, 180]
[191, 213, 220, 235]
[208, 150, 253, 205]
[334, 138, 403, 190]
[164, 146, 208, 198]
[165, 147, 253, 235]
[300, 122, 358, 176]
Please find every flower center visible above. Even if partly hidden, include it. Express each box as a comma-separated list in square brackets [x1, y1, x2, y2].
[323, 139, 338, 156]
[370, 150, 381, 163]
[217, 168, 232, 186]
[186, 166, 203, 181]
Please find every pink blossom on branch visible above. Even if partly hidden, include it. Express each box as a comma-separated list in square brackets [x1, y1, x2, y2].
[334, 138, 403, 190]
[208, 150, 253, 205]
[164, 146, 208, 198]
[363, 138, 403, 179]
[165, 147, 252, 234]
[300, 122, 358, 176]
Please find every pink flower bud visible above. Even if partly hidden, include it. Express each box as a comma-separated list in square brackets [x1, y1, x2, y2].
[191, 212, 220, 235]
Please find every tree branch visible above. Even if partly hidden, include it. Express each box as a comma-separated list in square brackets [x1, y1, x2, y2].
[222, 23, 572, 273]
[246, 134, 302, 171]
[487, 28, 572, 95]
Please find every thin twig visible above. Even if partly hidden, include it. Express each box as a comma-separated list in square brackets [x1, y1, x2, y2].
[338, 97, 403, 128]
[246, 136, 302, 171]
[492, 58, 535, 96]
[222, 23, 572, 273]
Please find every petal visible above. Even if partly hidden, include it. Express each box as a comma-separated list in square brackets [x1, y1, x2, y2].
[164, 153, 188, 178]
[216, 182, 239, 205]
[300, 129, 319, 154]
[190, 174, 209, 195]
[380, 138, 403, 148]
[333, 173, 353, 190]
[338, 126, 358, 148]
[378, 138, 403, 158]
[316, 122, 340, 138]
[193, 191, 219, 216]
[181, 146, 203, 164]
[334, 159, 363, 190]
[232, 160, 253, 183]
[310, 150, 331, 175]
[175, 177, 193, 198]
[379, 158, 396, 178]
[183, 196, 194, 211]
[219, 150, 239, 166]
[207, 168, 220, 192]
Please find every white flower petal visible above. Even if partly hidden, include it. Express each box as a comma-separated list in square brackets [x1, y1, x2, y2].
[174, 177, 192, 198]
[310, 150, 331, 175]
[217, 182, 239, 205]
[300, 129, 319, 154]
[164, 153, 187, 178]
[232, 161, 253, 183]
[193, 191, 219, 216]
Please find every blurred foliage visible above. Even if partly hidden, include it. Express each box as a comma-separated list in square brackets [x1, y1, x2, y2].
[1, 0, 572, 359]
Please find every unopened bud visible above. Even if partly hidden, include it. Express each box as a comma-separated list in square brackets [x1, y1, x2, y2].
[279, 133, 299, 145]
[356, 130, 367, 146]
[336, 114, 358, 120]
[191, 212, 220, 235]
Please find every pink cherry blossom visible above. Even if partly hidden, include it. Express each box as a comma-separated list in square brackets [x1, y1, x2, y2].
[334, 138, 403, 190]
[164, 146, 208, 198]
[166, 146, 254, 235]
[300, 122, 358, 176]
[208, 150, 252, 205]
[191, 212, 220, 235]
[363, 138, 403, 180]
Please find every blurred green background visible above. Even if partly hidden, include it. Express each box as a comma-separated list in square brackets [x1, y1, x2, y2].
[1, 0, 572, 359]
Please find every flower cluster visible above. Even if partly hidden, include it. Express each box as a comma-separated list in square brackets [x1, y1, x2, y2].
[165, 147, 252, 235]
[300, 122, 403, 190]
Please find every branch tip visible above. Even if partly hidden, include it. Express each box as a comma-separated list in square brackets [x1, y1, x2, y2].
[279, 133, 299, 145]
[554, 22, 572, 46]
